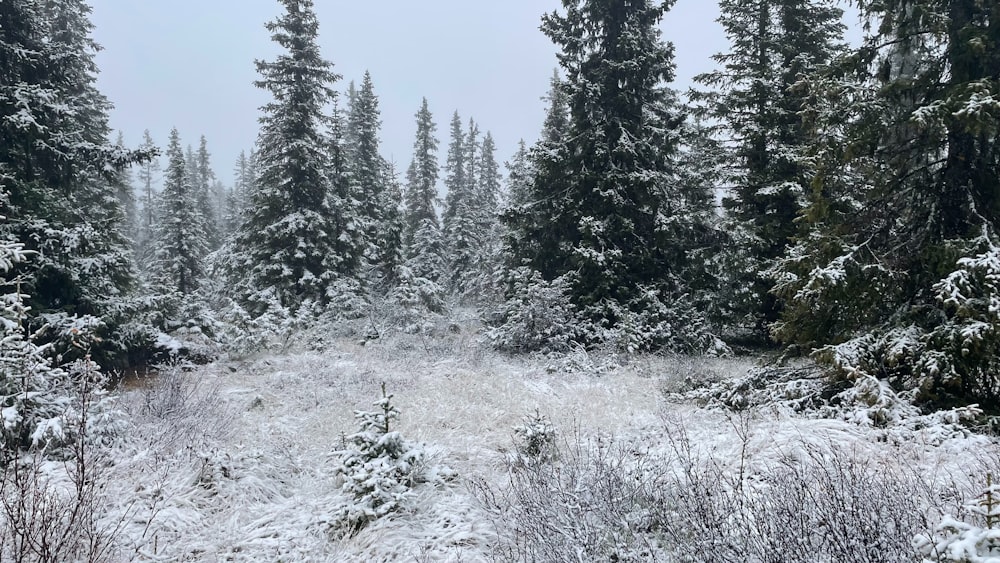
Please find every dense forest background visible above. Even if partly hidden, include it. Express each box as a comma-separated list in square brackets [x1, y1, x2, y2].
[2, 0, 999, 464]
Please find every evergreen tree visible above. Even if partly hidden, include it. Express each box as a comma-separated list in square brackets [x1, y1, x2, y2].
[402, 98, 440, 253]
[346, 71, 398, 285]
[463, 118, 480, 208]
[135, 129, 161, 264]
[505, 140, 533, 210]
[502, 73, 568, 276]
[477, 132, 502, 215]
[113, 131, 139, 250]
[441, 111, 466, 237]
[149, 128, 207, 295]
[773, 0, 1000, 407]
[195, 135, 221, 250]
[693, 0, 846, 337]
[0, 0, 149, 366]
[375, 160, 405, 285]
[226, 0, 362, 316]
[504, 0, 713, 352]
[225, 149, 255, 237]
[540, 68, 570, 145]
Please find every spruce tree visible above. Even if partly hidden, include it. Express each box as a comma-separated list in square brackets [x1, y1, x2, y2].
[504, 0, 712, 351]
[149, 128, 207, 295]
[773, 0, 1000, 407]
[195, 135, 221, 250]
[505, 140, 533, 210]
[693, 0, 846, 338]
[0, 0, 148, 366]
[441, 111, 467, 237]
[463, 118, 480, 208]
[135, 129, 161, 266]
[225, 150, 254, 238]
[402, 98, 440, 253]
[226, 0, 362, 316]
[346, 71, 398, 285]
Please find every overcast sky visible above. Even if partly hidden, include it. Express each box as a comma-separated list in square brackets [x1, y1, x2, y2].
[88, 1, 854, 189]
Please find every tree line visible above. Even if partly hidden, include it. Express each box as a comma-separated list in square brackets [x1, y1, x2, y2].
[3, 0, 999, 412]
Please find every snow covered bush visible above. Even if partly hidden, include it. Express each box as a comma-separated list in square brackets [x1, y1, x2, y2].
[917, 476, 1000, 562]
[331, 383, 427, 537]
[387, 265, 446, 335]
[0, 238, 122, 459]
[582, 285, 728, 355]
[512, 409, 556, 462]
[486, 267, 580, 354]
[477, 429, 671, 562]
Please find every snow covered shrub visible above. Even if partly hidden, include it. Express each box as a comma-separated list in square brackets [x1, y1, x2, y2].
[582, 286, 728, 355]
[917, 476, 1000, 562]
[800, 235, 1000, 410]
[476, 430, 671, 562]
[486, 267, 580, 354]
[0, 241, 122, 459]
[331, 383, 427, 537]
[658, 423, 932, 563]
[216, 298, 268, 357]
[387, 265, 446, 335]
[512, 410, 556, 462]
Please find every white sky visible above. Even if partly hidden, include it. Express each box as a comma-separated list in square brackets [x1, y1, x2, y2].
[88, 1, 857, 189]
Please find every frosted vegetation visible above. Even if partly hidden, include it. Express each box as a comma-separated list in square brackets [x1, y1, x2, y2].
[6, 314, 1000, 561]
[3, 0, 1000, 560]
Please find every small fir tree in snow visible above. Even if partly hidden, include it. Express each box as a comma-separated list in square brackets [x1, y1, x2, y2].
[332, 383, 426, 537]
[917, 475, 1000, 562]
[0, 225, 119, 460]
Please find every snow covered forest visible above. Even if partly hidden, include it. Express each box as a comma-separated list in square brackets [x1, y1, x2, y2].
[2, 0, 1000, 560]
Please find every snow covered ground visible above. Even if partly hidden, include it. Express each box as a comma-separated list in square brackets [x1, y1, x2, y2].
[85, 327, 999, 561]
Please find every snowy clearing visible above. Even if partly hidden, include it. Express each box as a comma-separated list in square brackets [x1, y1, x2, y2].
[54, 330, 1000, 562]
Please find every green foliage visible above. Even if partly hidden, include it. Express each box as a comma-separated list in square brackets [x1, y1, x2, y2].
[331, 383, 425, 537]
[225, 0, 363, 318]
[773, 0, 1000, 407]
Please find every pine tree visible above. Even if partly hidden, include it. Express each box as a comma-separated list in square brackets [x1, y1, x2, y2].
[226, 0, 362, 317]
[503, 0, 712, 352]
[149, 128, 207, 295]
[772, 0, 1000, 407]
[402, 98, 440, 254]
[693, 0, 846, 337]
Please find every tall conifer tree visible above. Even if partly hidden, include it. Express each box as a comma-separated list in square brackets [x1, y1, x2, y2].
[227, 0, 361, 316]
[693, 0, 845, 337]
[149, 128, 207, 295]
[505, 0, 712, 351]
